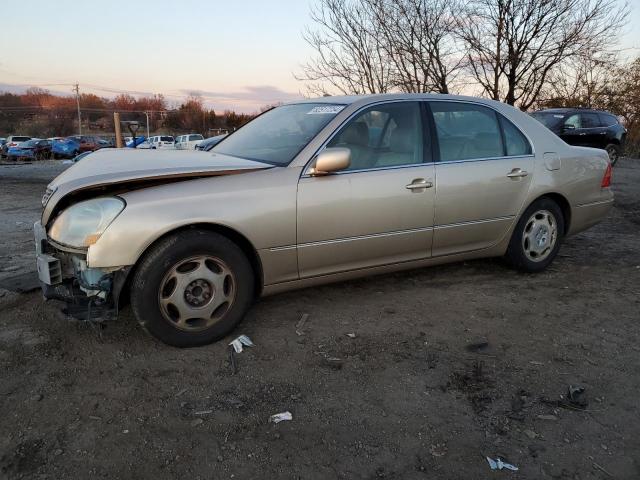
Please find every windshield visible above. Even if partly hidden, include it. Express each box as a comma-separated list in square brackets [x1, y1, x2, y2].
[213, 103, 346, 165]
[530, 112, 565, 129]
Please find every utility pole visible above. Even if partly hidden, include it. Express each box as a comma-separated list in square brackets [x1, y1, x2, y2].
[144, 111, 150, 139]
[73, 83, 82, 135]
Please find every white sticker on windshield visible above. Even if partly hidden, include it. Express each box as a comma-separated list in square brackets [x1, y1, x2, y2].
[307, 105, 345, 115]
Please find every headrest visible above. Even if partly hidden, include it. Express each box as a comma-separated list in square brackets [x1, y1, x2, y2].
[390, 128, 415, 154]
[340, 122, 369, 147]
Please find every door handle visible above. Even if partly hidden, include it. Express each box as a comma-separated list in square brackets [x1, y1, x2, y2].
[506, 168, 528, 179]
[406, 179, 433, 190]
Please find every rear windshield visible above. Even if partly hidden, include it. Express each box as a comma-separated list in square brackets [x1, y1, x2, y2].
[530, 112, 565, 129]
[189, 134, 203, 141]
[214, 103, 346, 165]
[161, 136, 174, 142]
[12, 136, 31, 141]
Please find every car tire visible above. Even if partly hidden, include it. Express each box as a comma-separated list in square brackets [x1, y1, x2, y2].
[130, 229, 255, 347]
[605, 144, 620, 166]
[505, 198, 565, 273]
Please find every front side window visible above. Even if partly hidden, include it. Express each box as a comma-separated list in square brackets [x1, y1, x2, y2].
[430, 102, 503, 161]
[214, 103, 345, 165]
[326, 102, 425, 171]
[564, 114, 581, 129]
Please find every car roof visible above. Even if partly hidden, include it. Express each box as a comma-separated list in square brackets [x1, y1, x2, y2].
[535, 107, 615, 115]
[288, 92, 514, 107]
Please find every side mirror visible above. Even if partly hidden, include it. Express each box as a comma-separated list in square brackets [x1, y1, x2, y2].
[310, 147, 351, 176]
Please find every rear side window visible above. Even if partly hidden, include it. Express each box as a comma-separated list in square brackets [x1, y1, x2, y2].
[430, 102, 503, 161]
[499, 116, 532, 156]
[599, 113, 618, 126]
[580, 113, 601, 128]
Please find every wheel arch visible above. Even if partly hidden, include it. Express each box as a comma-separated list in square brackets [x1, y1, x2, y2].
[117, 222, 264, 309]
[527, 192, 571, 235]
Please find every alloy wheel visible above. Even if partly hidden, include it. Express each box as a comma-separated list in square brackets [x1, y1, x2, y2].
[158, 255, 236, 331]
[522, 210, 557, 262]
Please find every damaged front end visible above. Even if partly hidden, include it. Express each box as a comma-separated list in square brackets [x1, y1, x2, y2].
[34, 220, 130, 321]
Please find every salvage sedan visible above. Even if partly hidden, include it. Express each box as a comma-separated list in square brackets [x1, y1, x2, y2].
[36, 94, 613, 347]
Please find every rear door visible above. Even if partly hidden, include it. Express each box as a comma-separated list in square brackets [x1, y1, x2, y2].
[579, 113, 606, 149]
[428, 101, 534, 256]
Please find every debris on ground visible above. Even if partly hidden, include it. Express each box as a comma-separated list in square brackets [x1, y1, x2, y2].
[321, 357, 343, 370]
[229, 334, 254, 353]
[567, 385, 588, 409]
[296, 313, 309, 336]
[465, 340, 489, 353]
[537, 414, 558, 421]
[540, 385, 588, 411]
[269, 411, 292, 424]
[429, 443, 447, 457]
[190, 418, 204, 427]
[486, 456, 519, 471]
[346, 333, 356, 338]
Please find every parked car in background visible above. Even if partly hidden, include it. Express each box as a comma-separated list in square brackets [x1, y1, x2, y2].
[195, 134, 227, 151]
[1, 135, 32, 158]
[531, 108, 626, 165]
[36, 94, 614, 347]
[53, 136, 112, 158]
[125, 136, 147, 148]
[7, 139, 51, 161]
[175, 134, 204, 150]
[148, 135, 175, 149]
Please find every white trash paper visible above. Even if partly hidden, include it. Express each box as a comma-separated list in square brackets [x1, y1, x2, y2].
[269, 411, 293, 424]
[229, 335, 254, 353]
[486, 457, 518, 471]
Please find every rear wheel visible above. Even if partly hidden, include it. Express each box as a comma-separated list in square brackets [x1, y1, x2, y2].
[506, 198, 564, 273]
[130, 230, 255, 347]
[605, 144, 620, 166]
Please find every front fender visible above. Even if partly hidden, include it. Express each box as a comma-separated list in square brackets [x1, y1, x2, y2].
[86, 167, 300, 269]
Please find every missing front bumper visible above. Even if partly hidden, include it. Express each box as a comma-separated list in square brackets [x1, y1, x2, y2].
[34, 221, 130, 321]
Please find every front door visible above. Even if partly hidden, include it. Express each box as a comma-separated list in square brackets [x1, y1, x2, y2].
[297, 101, 436, 278]
[428, 101, 535, 256]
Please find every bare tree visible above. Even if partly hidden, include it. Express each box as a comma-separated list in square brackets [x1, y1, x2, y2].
[459, 0, 628, 109]
[296, 0, 393, 95]
[365, 0, 464, 93]
[535, 49, 619, 109]
[297, 0, 465, 95]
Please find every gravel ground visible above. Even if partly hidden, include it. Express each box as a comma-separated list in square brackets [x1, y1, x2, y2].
[0, 158, 639, 479]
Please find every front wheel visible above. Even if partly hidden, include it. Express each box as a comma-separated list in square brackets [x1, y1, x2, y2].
[505, 198, 564, 273]
[130, 230, 255, 347]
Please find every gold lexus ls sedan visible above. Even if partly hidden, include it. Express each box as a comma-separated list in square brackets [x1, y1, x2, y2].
[35, 94, 614, 347]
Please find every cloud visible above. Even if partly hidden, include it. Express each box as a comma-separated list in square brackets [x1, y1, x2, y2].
[176, 85, 302, 112]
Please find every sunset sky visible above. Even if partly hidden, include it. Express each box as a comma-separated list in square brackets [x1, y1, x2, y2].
[1, 0, 638, 113]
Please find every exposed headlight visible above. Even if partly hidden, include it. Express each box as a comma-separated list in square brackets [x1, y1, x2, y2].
[49, 197, 125, 248]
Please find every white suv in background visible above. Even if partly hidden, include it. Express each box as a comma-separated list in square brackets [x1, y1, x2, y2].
[175, 134, 204, 150]
[148, 135, 175, 149]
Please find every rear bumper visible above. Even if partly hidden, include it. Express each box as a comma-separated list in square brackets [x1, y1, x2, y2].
[568, 198, 614, 236]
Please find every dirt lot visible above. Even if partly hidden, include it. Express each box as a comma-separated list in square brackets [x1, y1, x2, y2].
[0, 159, 639, 479]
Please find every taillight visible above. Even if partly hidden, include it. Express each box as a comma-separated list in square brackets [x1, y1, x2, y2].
[601, 162, 612, 188]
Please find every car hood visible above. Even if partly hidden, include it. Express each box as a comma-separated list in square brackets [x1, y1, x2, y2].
[43, 148, 272, 224]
